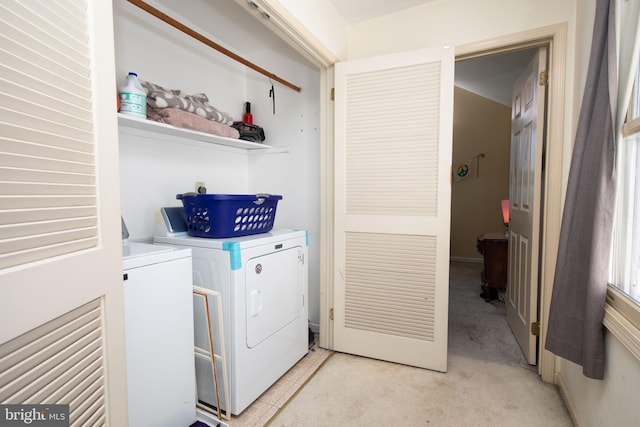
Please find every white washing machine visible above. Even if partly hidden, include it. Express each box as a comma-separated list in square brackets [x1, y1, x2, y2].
[154, 215, 308, 416]
[122, 242, 196, 427]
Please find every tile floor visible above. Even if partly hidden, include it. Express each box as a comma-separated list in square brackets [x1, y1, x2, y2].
[198, 338, 333, 427]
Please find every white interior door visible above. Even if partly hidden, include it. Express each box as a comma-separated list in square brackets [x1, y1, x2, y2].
[0, 1, 127, 424]
[506, 47, 547, 365]
[333, 48, 454, 371]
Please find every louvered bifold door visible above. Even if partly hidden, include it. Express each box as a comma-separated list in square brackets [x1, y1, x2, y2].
[334, 48, 454, 372]
[0, 0, 126, 425]
[0, 0, 98, 270]
[0, 300, 107, 425]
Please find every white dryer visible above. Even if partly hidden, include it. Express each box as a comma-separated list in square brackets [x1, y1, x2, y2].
[155, 225, 308, 415]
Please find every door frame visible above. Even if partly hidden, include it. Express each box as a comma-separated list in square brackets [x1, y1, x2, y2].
[447, 24, 567, 382]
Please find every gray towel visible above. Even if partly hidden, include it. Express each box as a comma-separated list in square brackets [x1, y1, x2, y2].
[141, 80, 234, 125]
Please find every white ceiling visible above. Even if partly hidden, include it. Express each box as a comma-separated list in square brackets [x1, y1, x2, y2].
[327, 0, 439, 24]
[456, 49, 538, 106]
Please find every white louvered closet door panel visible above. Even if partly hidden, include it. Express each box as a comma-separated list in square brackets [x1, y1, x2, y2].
[0, 0, 127, 425]
[0, 0, 96, 269]
[334, 48, 454, 372]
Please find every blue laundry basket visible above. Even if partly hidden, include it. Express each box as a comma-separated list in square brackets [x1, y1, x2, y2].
[176, 193, 282, 238]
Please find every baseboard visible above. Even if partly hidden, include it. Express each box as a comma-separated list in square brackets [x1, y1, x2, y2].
[450, 256, 483, 264]
[555, 371, 582, 427]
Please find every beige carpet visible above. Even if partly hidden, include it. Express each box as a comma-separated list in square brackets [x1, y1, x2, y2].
[447, 261, 530, 366]
[268, 262, 573, 426]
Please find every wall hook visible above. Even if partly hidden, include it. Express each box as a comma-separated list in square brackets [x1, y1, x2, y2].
[269, 79, 276, 114]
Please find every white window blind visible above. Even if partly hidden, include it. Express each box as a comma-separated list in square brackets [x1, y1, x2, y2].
[0, 0, 97, 270]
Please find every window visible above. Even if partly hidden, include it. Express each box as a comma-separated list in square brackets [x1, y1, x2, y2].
[609, 59, 640, 303]
[607, 52, 640, 359]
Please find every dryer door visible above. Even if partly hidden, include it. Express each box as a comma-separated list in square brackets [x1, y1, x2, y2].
[245, 246, 304, 348]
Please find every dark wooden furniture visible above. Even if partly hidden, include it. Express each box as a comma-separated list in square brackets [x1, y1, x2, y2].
[476, 233, 508, 302]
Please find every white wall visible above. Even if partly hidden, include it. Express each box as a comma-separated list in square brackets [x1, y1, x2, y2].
[114, 0, 322, 328]
[118, 132, 249, 240]
[272, 0, 349, 60]
[114, 0, 250, 239]
[346, 0, 575, 59]
[559, 335, 640, 426]
[245, 48, 322, 328]
[113, 0, 248, 119]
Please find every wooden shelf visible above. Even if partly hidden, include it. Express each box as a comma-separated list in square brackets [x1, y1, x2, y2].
[117, 113, 270, 150]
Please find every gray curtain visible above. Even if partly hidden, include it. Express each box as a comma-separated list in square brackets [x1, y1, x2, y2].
[545, 0, 617, 380]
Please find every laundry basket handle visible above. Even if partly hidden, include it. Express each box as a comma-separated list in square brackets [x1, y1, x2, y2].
[254, 193, 272, 204]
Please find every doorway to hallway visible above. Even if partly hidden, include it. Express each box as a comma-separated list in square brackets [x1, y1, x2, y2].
[451, 45, 547, 367]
